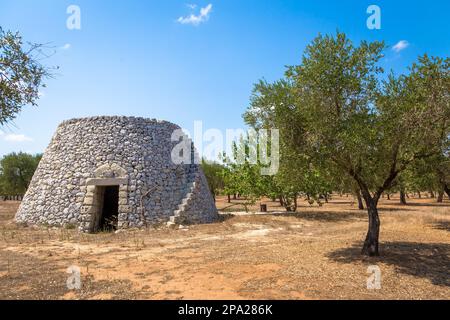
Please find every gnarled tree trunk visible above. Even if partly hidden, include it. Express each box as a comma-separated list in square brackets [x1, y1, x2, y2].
[361, 196, 380, 256]
[356, 190, 364, 210]
[356, 183, 381, 257]
[344, 156, 401, 257]
[443, 184, 450, 199]
[400, 189, 407, 205]
[437, 191, 444, 203]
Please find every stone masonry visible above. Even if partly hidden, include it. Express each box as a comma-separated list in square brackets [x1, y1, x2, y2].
[15, 116, 218, 232]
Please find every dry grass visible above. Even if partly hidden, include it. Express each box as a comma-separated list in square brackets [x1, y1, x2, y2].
[0, 195, 449, 300]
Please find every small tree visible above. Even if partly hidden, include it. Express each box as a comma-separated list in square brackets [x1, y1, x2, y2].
[221, 139, 264, 212]
[244, 78, 329, 211]
[0, 152, 42, 196]
[201, 158, 225, 201]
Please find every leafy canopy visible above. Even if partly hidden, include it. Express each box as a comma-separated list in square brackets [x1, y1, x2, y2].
[0, 28, 52, 125]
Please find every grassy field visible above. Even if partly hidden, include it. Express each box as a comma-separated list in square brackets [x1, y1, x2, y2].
[0, 195, 449, 300]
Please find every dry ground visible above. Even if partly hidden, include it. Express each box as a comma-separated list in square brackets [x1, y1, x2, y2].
[0, 195, 449, 300]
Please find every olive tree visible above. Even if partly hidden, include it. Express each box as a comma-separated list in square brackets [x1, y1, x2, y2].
[201, 158, 225, 201]
[245, 32, 449, 256]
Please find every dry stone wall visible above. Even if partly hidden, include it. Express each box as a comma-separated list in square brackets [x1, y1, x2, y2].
[15, 116, 218, 231]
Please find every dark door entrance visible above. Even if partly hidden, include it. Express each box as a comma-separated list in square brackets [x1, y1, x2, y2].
[99, 186, 119, 231]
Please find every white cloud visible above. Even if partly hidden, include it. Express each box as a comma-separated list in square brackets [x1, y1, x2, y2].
[392, 40, 409, 53]
[187, 4, 197, 9]
[2, 134, 33, 142]
[177, 3, 212, 26]
[60, 43, 71, 50]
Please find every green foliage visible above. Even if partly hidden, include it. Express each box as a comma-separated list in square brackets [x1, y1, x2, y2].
[243, 31, 449, 255]
[0, 27, 52, 125]
[200, 158, 225, 199]
[382, 55, 450, 198]
[220, 139, 263, 212]
[0, 152, 42, 195]
[245, 31, 449, 202]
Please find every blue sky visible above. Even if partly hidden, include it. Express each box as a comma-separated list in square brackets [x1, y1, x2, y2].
[0, 0, 449, 158]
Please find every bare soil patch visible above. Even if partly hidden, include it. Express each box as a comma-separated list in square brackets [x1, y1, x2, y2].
[0, 195, 449, 300]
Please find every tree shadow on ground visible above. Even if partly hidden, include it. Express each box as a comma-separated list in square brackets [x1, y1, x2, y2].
[383, 202, 450, 208]
[378, 207, 417, 212]
[432, 221, 450, 232]
[217, 213, 235, 223]
[327, 241, 450, 287]
[271, 210, 367, 223]
[303, 200, 356, 205]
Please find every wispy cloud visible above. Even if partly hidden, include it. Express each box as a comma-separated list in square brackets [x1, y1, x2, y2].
[392, 40, 409, 53]
[60, 43, 71, 50]
[177, 3, 213, 26]
[2, 133, 33, 142]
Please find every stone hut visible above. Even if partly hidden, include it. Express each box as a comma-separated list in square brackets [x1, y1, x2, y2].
[15, 116, 218, 232]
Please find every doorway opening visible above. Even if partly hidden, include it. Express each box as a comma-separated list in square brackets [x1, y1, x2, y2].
[98, 186, 119, 232]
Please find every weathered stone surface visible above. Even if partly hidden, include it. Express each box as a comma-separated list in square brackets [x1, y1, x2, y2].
[15, 116, 218, 232]
[86, 178, 128, 186]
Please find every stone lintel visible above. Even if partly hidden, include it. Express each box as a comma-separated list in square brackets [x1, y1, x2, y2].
[86, 178, 128, 186]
